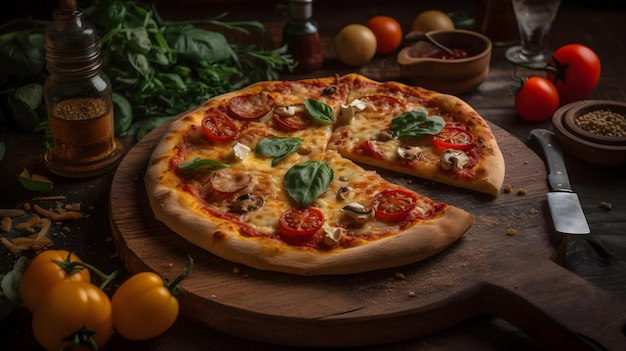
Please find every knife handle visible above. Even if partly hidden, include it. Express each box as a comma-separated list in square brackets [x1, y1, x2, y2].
[529, 129, 572, 192]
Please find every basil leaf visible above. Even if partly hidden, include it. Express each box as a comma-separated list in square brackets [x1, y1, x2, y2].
[256, 137, 303, 166]
[284, 161, 333, 207]
[304, 98, 334, 124]
[391, 109, 446, 139]
[17, 169, 53, 193]
[179, 157, 229, 170]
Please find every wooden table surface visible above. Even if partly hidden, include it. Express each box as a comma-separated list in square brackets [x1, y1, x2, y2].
[1, 1, 625, 350]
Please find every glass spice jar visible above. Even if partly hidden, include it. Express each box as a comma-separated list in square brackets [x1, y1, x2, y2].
[43, 1, 123, 178]
[282, 0, 323, 74]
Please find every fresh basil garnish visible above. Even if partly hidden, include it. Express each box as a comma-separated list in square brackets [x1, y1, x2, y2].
[178, 157, 229, 170]
[17, 169, 53, 193]
[391, 109, 446, 139]
[304, 98, 334, 124]
[284, 160, 333, 207]
[256, 137, 303, 166]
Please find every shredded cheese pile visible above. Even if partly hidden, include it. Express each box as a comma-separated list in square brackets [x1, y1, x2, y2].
[0, 196, 87, 254]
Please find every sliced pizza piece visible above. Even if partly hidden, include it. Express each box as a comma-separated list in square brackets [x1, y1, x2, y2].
[147, 144, 472, 276]
[330, 74, 505, 196]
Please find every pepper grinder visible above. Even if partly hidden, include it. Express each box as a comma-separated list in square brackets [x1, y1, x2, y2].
[281, 0, 323, 74]
[43, 0, 123, 178]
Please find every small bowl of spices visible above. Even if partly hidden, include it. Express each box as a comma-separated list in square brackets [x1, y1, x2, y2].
[552, 100, 626, 167]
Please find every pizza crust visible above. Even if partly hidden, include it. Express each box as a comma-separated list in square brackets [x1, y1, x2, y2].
[146, 178, 472, 275]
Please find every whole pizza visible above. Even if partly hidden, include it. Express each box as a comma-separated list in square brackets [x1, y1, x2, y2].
[145, 74, 505, 276]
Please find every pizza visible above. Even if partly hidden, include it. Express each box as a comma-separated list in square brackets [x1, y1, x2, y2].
[144, 73, 504, 276]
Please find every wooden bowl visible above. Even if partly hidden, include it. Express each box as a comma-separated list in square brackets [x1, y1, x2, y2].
[397, 29, 492, 95]
[552, 100, 626, 167]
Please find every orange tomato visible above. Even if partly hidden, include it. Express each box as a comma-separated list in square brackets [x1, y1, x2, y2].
[366, 15, 403, 55]
[111, 272, 179, 340]
[19, 250, 91, 312]
[32, 281, 113, 351]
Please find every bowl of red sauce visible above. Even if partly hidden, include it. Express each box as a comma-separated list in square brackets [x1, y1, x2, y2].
[397, 29, 492, 95]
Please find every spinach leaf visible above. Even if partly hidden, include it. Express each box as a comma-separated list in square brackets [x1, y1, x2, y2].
[304, 98, 334, 124]
[179, 157, 229, 170]
[164, 24, 234, 64]
[0, 31, 45, 80]
[391, 109, 446, 139]
[112, 92, 133, 136]
[284, 160, 333, 208]
[256, 137, 303, 166]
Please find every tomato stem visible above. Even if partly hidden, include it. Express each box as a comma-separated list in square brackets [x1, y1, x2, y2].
[54, 252, 119, 291]
[62, 326, 99, 351]
[166, 255, 194, 298]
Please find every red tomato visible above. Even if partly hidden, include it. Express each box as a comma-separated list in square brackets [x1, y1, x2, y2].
[360, 140, 384, 159]
[279, 207, 324, 237]
[365, 16, 403, 55]
[515, 77, 560, 121]
[371, 189, 417, 220]
[202, 111, 239, 142]
[432, 127, 474, 151]
[546, 44, 601, 104]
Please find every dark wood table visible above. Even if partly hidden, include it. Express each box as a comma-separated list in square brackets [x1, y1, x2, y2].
[1, 1, 625, 350]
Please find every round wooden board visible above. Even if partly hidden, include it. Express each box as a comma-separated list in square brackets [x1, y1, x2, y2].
[109, 120, 626, 350]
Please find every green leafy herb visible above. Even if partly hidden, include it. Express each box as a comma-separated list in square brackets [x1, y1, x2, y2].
[0, 0, 296, 144]
[391, 109, 446, 139]
[112, 92, 133, 136]
[179, 157, 229, 170]
[256, 137, 302, 166]
[17, 168, 53, 193]
[284, 160, 333, 207]
[304, 98, 334, 124]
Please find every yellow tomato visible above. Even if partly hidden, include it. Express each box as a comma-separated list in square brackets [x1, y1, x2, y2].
[334, 24, 377, 67]
[32, 281, 113, 351]
[19, 250, 91, 312]
[111, 272, 179, 340]
[411, 10, 455, 32]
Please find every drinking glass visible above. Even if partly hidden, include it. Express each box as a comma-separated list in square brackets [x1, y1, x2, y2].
[505, 0, 561, 66]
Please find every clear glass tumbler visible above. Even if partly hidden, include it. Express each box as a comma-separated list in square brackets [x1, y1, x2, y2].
[505, 0, 561, 66]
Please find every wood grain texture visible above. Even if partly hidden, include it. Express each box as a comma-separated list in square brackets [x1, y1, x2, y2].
[109, 120, 626, 350]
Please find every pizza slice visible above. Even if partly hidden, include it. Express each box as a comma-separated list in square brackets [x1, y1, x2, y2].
[329, 74, 505, 196]
[147, 144, 473, 275]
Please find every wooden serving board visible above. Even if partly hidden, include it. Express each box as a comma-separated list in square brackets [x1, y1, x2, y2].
[109, 120, 626, 350]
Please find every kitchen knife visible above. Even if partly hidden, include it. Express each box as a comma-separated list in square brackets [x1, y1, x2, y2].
[529, 129, 590, 235]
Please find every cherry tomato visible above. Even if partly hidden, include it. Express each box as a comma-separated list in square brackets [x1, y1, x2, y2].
[361, 140, 384, 159]
[366, 16, 403, 55]
[279, 207, 325, 237]
[432, 127, 474, 151]
[201, 110, 239, 142]
[371, 189, 418, 220]
[546, 44, 601, 104]
[32, 281, 113, 351]
[111, 272, 179, 340]
[19, 250, 91, 312]
[514, 77, 560, 121]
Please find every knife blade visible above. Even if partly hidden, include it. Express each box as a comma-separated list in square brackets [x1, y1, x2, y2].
[529, 129, 590, 235]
